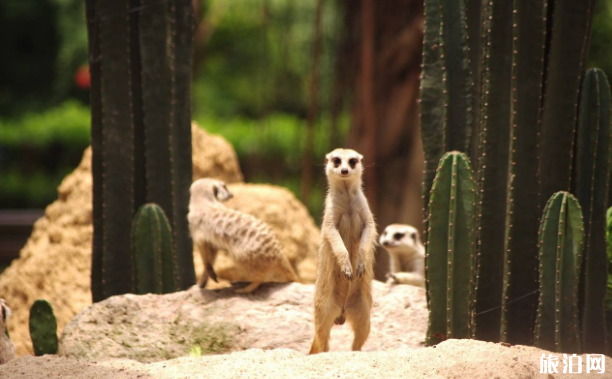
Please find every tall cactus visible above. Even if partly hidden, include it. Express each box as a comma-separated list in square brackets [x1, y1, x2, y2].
[131, 203, 177, 294]
[426, 152, 476, 346]
[539, 0, 594, 206]
[86, 0, 196, 302]
[574, 68, 612, 353]
[29, 300, 58, 356]
[535, 192, 583, 353]
[420, 0, 473, 232]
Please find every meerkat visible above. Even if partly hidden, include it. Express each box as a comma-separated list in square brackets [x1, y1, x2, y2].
[0, 299, 16, 364]
[379, 224, 425, 287]
[188, 178, 298, 293]
[309, 148, 377, 354]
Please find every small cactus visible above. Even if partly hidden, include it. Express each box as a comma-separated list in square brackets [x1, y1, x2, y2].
[29, 300, 58, 356]
[426, 152, 477, 345]
[131, 203, 177, 294]
[535, 192, 584, 353]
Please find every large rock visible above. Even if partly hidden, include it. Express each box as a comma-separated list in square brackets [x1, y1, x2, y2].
[0, 125, 244, 355]
[59, 281, 427, 362]
[4, 339, 611, 379]
[197, 183, 319, 286]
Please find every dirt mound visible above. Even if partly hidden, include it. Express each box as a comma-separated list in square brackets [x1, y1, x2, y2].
[4, 339, 610, 379]
[196, 183, 319, 286]
[0, 125, 243, 355]
[59, 281, 427, 362]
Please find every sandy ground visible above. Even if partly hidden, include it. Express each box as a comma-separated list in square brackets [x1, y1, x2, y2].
[2, 339, 611, 378]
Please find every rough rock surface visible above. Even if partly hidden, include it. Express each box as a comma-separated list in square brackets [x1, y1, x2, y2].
[0, 125, 244, 355]
[197, 183, 320, 286]
[59, 281, 427, 362]
[3, 340, 610, 379]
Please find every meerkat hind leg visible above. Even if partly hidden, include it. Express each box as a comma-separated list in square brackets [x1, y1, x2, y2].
[310, 300, 342, 354]
[235, 281, 262, 293]
[345, 291, 371, 351]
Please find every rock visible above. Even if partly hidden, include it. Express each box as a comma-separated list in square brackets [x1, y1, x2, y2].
[59, 281, 427, 362]
[5, 339, 611, 379]
[196, 183, 319, 286]
[0, 125, 243, 355]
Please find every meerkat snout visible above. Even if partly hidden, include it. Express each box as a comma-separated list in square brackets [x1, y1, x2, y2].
[324, 148, 363, 180]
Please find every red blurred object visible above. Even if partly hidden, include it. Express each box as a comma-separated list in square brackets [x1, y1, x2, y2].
[74, 65, 90, 89]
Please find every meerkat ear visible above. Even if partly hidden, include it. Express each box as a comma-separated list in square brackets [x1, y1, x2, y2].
[357, 153, 364, 161]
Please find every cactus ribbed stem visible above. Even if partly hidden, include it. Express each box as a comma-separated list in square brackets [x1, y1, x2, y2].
[426, 152, 476, 345]
[575, 68, 612, 353]
[500, 0, 547, 346]
[535, 192, 583, 353]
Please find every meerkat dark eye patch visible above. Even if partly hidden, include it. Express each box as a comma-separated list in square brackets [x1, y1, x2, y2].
[348, 158, 358, 168]
[393, 232, 405, 240]
[1, 305, 5, 321]
[410, 232, 417, 243]
[332, 157, 341, 167]
[213, 186, 219, 199]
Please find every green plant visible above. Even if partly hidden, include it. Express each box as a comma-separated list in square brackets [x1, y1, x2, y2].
[131, 203, 177, 294]
[426, 152, 476, 345]
[535, 192, 584, 353]
[86, 0, 196, 301]
[28, 300, 58, 356]
[421, 0, 610, 353]
[574, 68, 612, 353]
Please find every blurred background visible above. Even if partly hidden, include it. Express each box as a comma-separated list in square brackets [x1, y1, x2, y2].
[1, 0, 611, 273]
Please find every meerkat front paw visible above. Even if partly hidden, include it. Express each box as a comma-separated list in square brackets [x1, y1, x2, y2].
[385, 273, 398, 285]
[341, 262, 354, 281]
[355, 261, 366, 278]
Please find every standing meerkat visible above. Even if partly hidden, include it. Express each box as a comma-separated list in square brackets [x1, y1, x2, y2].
[309, 148, 377, 354]
[0, 299, 16, 364]
[379, 224, 425, 287]
[188, 178, 298, 293]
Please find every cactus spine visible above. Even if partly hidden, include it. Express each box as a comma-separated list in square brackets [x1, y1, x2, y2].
[86, 0, 196, 302]
[131, 203, 177, 294]
[29, 300, 58, 356]
[426, 152, 476, 345]
[535, 192, 584, 353]
[574, 68, 612, 353]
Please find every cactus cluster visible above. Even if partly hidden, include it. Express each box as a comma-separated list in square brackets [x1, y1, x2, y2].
[132, 203, 178, 294]
[421, 0, 610, 354]
[29, 300, 58, 356]
[85, 0, 196, 302]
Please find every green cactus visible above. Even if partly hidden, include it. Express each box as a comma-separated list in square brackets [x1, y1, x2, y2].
[420, 0, 473, 234]
[535, 192, 584, 353]
[29, 300, 58, 356]
[131, 203, 177, 294]
[574, 68, 612, 353]
[539, 1, 594, 206]
[426, 152, 476, 346]
[86, 0, 196, 302]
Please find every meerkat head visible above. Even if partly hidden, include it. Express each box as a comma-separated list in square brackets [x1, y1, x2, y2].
[324, 148, 364, 183]
[379, 224, 422, 251]
[0, 299, 11, 326]
[189, 178, 234, 205]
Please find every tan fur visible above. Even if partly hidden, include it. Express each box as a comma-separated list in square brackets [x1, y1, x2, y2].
[309, 148, 377, 354]
[188, 178, 298, 293]
[379, 224, 425, 287]
[0, 299, 16, 364]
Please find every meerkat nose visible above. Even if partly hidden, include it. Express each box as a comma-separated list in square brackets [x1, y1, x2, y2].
[341, 169, 349, 175]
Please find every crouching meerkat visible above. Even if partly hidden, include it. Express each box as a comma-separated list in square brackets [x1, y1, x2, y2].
[309, 148, 377, 354]
[0, 299, 16, 364]
[379, 224, 425, 287]
[188, 178, 298, 293]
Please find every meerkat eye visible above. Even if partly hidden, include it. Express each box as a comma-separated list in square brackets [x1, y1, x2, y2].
[410, 232, 417, 243]
[393, 232, 405, 240]
[348, 158, 358, 168]
[332, 157, 341, 167]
